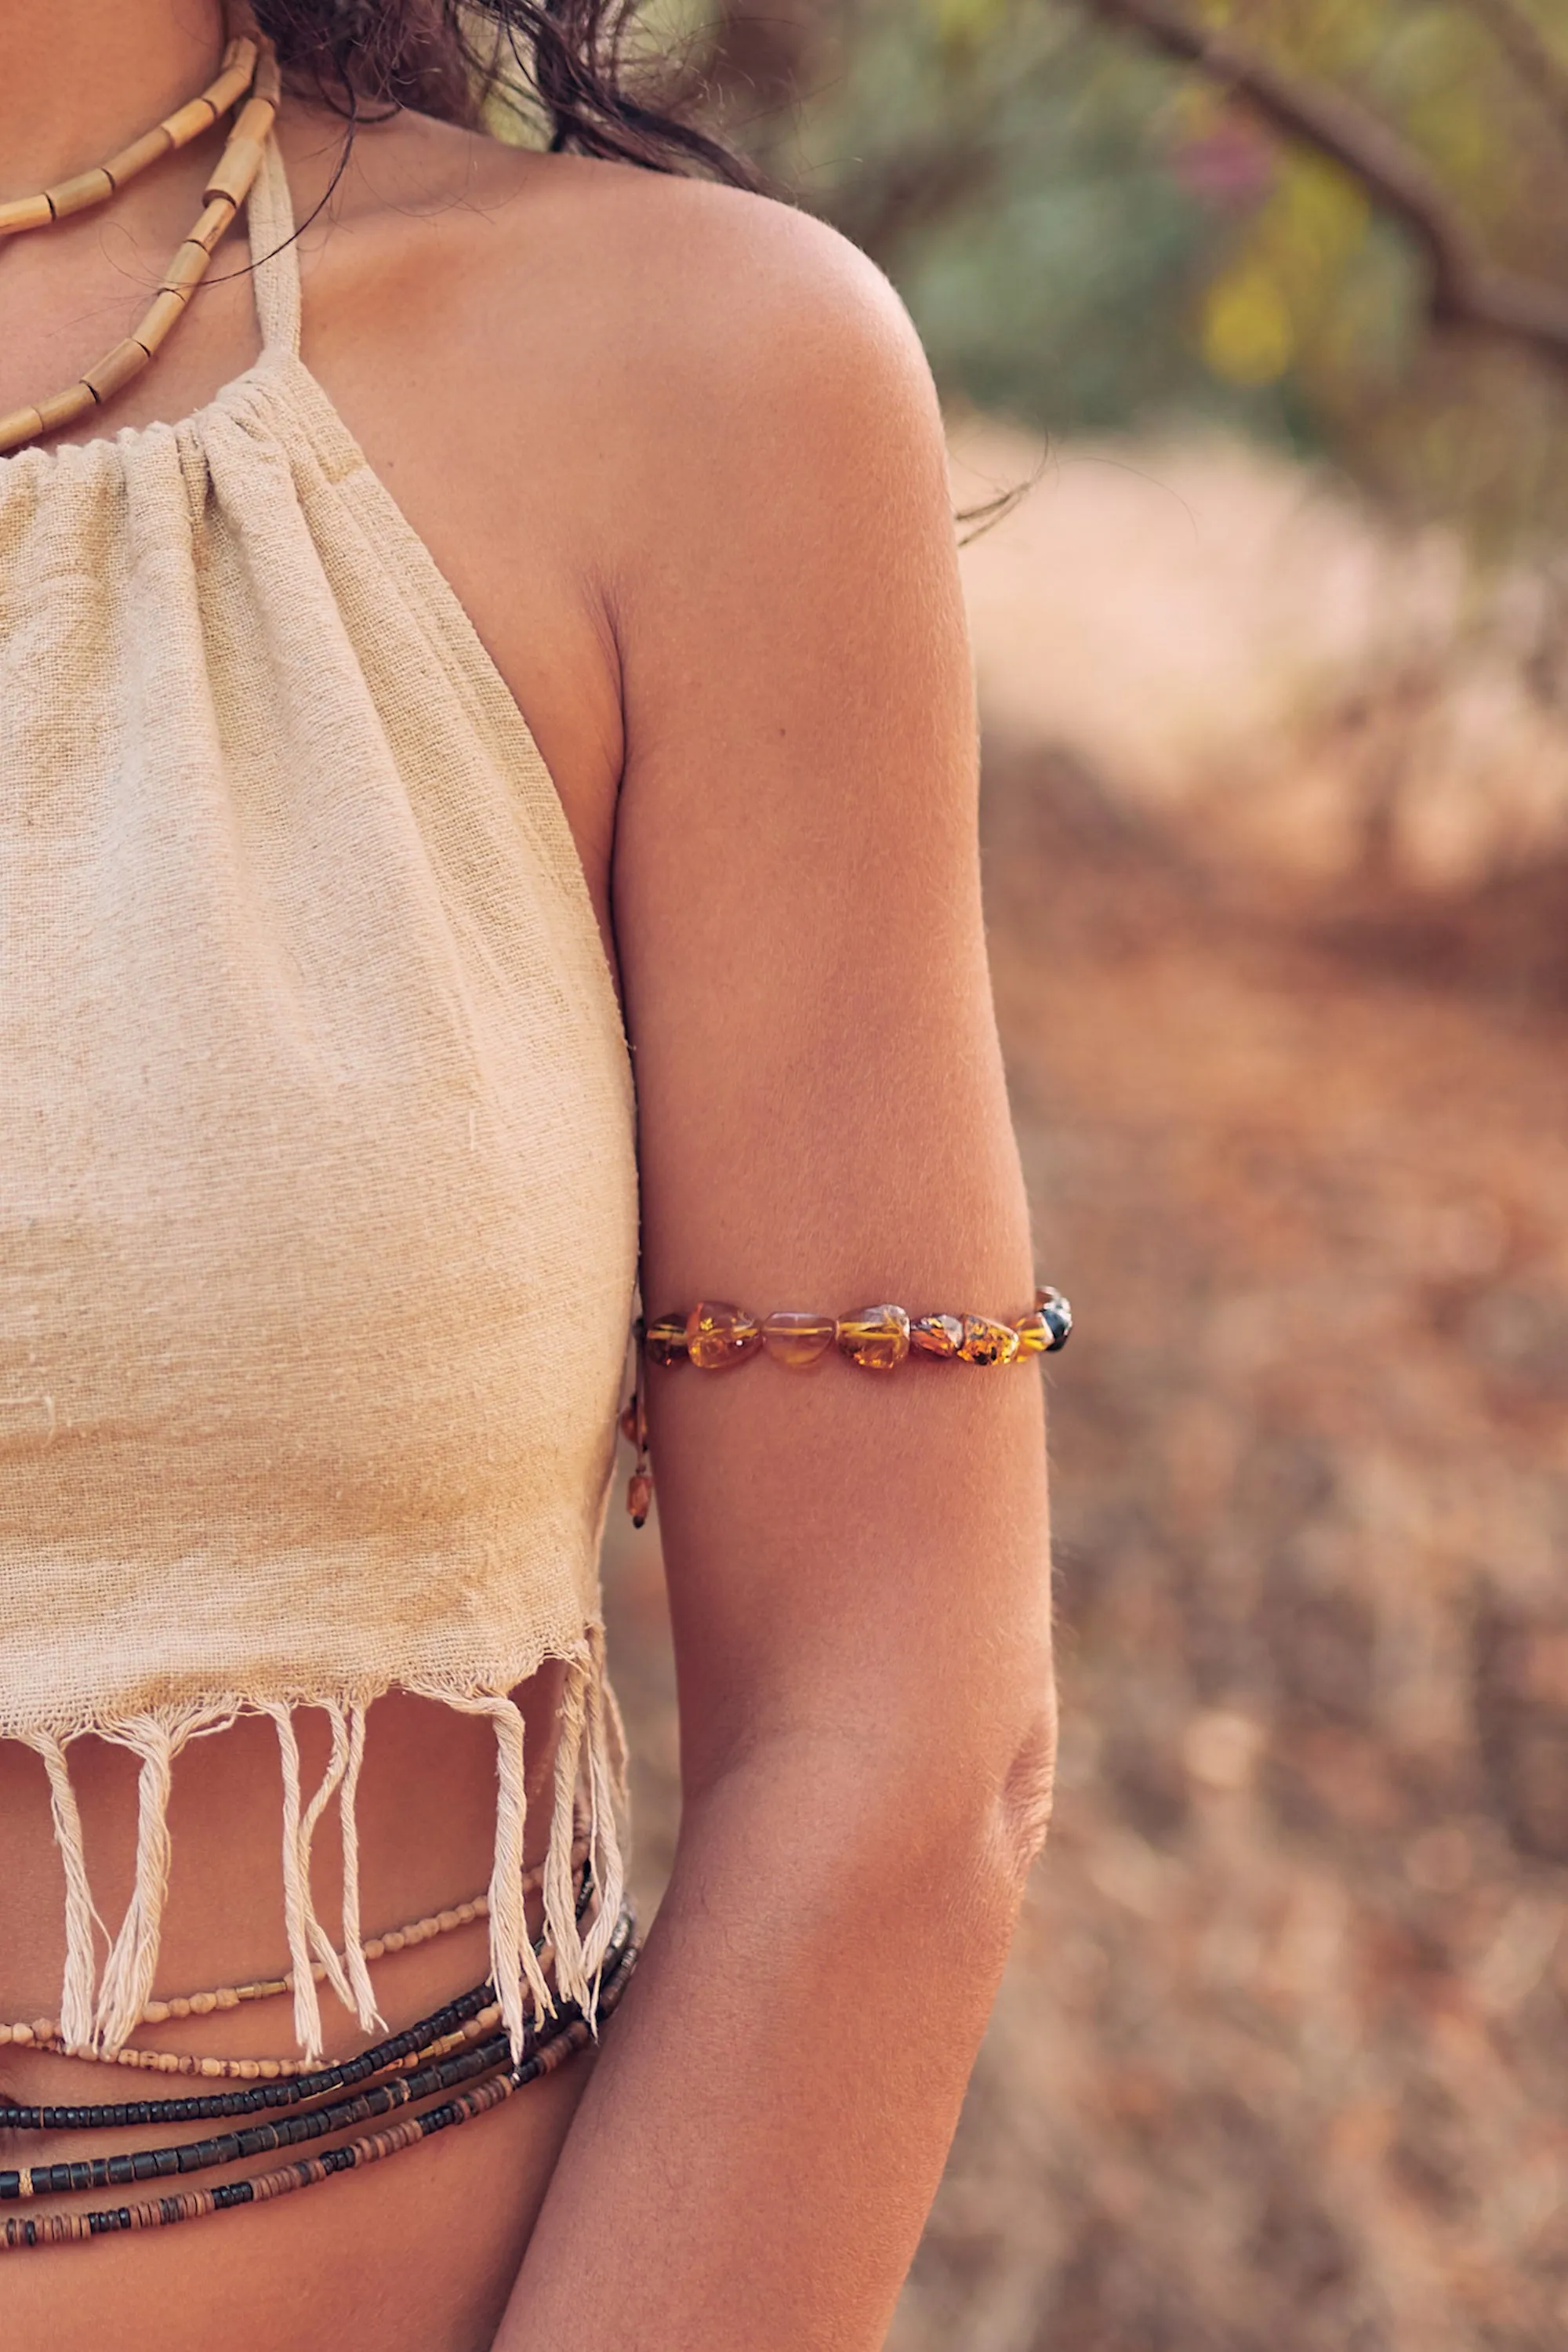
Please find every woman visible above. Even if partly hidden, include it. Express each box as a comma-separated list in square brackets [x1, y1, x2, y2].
[0, 2, 1058, 2344]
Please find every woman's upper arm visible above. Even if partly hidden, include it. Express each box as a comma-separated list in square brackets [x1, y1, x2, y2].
[604, 190, 1052, 1802]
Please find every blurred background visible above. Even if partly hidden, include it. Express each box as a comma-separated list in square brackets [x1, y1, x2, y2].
[594, 2, 1568, 2343]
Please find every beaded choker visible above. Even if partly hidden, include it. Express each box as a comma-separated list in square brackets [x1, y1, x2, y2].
[0, 1, 277, 456]
[620, 1282, 1072, 1523]
[0, 1908, 638, 2250]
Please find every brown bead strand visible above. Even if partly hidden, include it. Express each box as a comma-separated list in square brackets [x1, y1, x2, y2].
[2, 1825, 597, 2088]
[0, 1887, 492, 2071]
[0, 1827, 594, 2073]
[0, 6, 280, 457]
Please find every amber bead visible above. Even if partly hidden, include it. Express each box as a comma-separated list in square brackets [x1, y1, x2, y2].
[644, 1316, 689, 1367]
[1012, 1308, 1051, 1356]
[958, 1315, 1021, 1367]
[761, 1312, 837, 1368]
[910, 1312, 964, 1359]
[837, 1304, 911, 1372]
[686, 1301, 763, 1370]
[626, 1471, 653, 1528]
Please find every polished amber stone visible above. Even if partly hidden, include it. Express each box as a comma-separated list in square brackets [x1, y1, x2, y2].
[626, 1470, 654, 1527]
[837, 1304, 911, 1372]
[958, 1314, 1021, 1367]
[761, 1312, 837, 1368]
[644, 1316, 690, 1367]
[910, 1312, 964, 1359]
[1011, 1308, 1051, 1356]
[686, 1301, 764, 1370]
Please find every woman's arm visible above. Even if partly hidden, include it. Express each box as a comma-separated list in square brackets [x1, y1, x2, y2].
[499, 192, 1055, 2352]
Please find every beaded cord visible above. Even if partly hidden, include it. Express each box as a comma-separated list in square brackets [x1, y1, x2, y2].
[13, 1998, 507, 2091]
[621, 1282, 1073, 1519]
[0, 1893, 490, 2065]
[0, 1832, 592, 2074]
[0, 1932, 637, 2248]
[0, 22, 259, 237]
[0, 1911, 635, 2206]
[0, 1862, 601, 2132]
[644, 1284, 1073, 1374]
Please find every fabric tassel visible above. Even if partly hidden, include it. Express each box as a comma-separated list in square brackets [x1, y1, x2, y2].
[93, 1713, 191, 2054]
[336, 1703, 381, 2033]
[415, 1688, 554, 2064]
[543, 1661, 592, 2016]
[295, 1704, 361, 2025]
[20, 1730, 102, 2053]
[579, 1632, 626, 1988]
[265, 1704, 327, 2060]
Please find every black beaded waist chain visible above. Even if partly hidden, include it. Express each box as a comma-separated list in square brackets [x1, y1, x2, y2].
[0, 1908, 637, 2252]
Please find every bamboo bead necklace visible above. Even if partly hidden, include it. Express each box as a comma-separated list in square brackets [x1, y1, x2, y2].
[0, 2, 278, 457]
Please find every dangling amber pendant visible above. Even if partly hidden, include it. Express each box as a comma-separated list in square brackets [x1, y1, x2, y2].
[837, 1305, 911, 1372]
[761, 1311, 837, 1368]
[686, 1302, 764, 1370]
[626, 1469, 654, 1529]
[644, 1316, 689, 1366]
[958, 1315, 1021, 1367]
[910, 1312, 964, 1358]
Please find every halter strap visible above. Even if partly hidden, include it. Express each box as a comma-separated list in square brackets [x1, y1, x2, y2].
[245, 130, 302, 359]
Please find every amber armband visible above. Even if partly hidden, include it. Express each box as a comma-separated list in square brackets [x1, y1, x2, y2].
[619, 1286, 1072, 1525]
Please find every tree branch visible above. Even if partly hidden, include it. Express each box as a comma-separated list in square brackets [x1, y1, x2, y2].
[1464, 0, 1568, 149]
[1084, 0, 1568, 365]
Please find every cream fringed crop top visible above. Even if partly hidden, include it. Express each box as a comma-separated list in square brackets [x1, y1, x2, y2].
[0, 137, 639, 2068]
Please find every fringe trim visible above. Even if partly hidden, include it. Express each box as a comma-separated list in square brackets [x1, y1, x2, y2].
[16, 1731, 103, 2054]
[11, 1640, 627, 2067]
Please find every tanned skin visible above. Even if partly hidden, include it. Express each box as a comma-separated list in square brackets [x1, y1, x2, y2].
[0, 2, 1055, 2343]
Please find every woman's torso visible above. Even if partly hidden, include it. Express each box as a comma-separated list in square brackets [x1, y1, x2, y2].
[0, 105, 654, 2350]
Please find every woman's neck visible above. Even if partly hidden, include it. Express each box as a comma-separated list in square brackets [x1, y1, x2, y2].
[0, 0, 227, 194]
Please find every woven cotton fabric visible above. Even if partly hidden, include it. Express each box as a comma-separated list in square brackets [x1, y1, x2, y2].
[0, 140, 640, 2062]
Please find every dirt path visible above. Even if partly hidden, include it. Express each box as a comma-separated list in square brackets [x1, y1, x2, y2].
[603, 734, 1568, 2351]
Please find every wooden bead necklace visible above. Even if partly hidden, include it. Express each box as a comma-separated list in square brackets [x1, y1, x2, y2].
[0, 1, 279, 457]
[0, 1915, 638, 2248]
[620, 1282, 1073, 1523]
[0, 1884, 493, 2071]
[0, 1833, 591, 2076]
[0, 1870, 608, 2143]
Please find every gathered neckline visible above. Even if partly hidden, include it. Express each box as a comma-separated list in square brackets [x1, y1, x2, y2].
[0, 343, 318, 481]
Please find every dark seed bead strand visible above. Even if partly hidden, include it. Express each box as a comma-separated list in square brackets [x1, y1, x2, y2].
[8, 2025, 509, 2202]
[2, 1911, 633, 2205]
[0, 1860, 601, 2138]
[0, 1981, 495, 2139]
[0, 1932, 637, 2247]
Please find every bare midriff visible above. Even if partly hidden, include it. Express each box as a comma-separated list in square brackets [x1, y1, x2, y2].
[0, 1679, 590, 2350]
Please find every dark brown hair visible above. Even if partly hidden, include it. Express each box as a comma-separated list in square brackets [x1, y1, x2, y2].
[252, 0, 757, 184]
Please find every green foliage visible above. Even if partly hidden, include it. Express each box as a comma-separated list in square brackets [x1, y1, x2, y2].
[699, 0, 1568, 550]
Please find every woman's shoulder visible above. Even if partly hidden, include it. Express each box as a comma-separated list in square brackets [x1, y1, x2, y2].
[293, 107, 938, 500]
